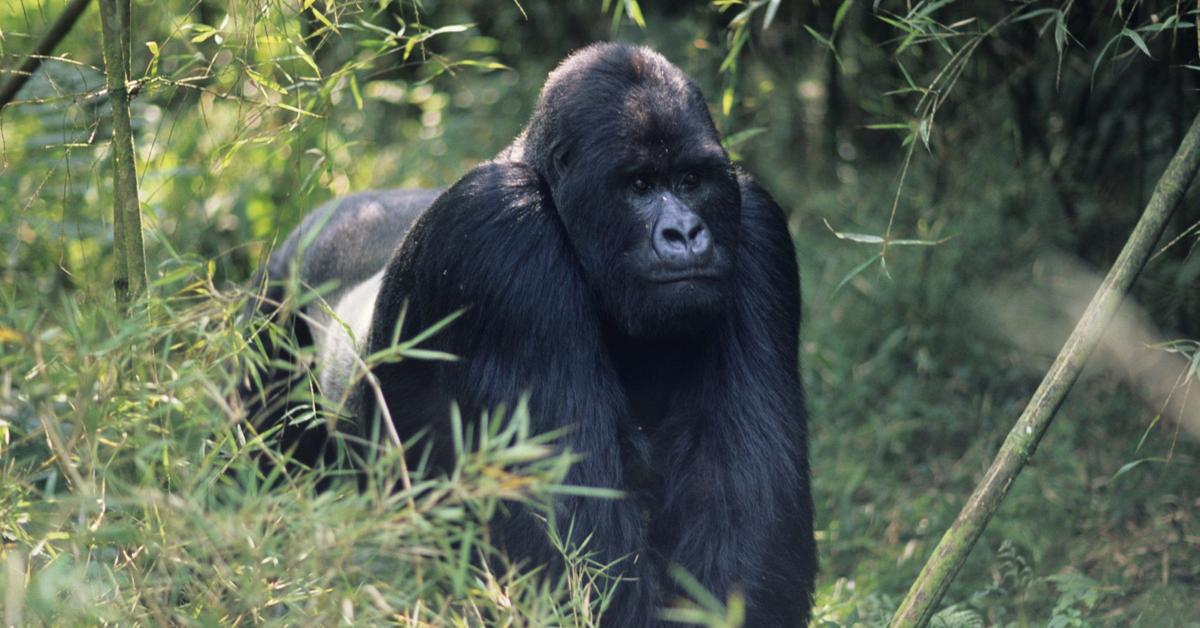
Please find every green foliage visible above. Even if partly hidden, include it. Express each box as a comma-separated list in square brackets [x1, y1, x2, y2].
[1045, 573, 1110, 627]
[2, 0, 1199, 626]
[0, 261, 625, 624]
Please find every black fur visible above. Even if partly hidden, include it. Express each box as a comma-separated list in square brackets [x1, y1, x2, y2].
[250, 43, 815, 626]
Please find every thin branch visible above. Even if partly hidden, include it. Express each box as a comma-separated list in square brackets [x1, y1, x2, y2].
[39, 409, 90, 494]
[0, 0, 93, 111]
[890, 109, 1200, 627]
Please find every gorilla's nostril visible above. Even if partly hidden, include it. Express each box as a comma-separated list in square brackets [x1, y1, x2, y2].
[662, 227, 687, 245]
[654, 212, 709, 261]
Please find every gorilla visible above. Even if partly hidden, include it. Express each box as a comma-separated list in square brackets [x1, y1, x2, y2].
[247, 43, 816, 626]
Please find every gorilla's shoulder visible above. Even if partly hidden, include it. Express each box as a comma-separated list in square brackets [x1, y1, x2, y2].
[372, 159, 576, 339]
[451, 160, 549, 204]
[421, 160, 557, 233]
[396, 160, 565, 273]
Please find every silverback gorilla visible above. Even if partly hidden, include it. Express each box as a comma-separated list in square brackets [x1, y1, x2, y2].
[248, 43, 816, 626]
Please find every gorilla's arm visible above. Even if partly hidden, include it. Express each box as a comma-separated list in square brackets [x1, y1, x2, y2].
[364, 162, 659, 624]
[657, 174, 816, 625]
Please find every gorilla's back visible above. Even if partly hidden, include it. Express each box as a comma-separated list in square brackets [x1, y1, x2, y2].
[265, 188, 443, 305]
[245, 188, 444, 452]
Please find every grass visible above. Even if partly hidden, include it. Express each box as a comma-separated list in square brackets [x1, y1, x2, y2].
[0, 269, 629, 625]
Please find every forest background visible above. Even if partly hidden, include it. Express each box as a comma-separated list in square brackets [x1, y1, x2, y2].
[1, 1, 1198, 625]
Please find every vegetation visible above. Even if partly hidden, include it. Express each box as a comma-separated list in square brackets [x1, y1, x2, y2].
[1, 1, 1197, 625]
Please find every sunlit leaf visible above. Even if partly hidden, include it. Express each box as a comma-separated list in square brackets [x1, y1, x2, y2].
[824, 219, 884, 244]
[399, 348, 460, 362]
[764, 0, 782, 30]
[624, 0, 646, 28]
[246, 68, 286, 95]
[0, 326, 23, 344]
[721, 127, 765, 149]
[275, 102, 321, 118]
[294, 44, 321, 76]
[349, 74, 363, 110]
[308, 5, 340, 34]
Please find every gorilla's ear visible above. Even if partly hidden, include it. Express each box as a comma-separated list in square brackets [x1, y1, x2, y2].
[550, 144, 571, 184]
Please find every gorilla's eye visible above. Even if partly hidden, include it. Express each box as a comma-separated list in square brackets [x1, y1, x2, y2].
[680, 172, 699, 189]
[631, 177, 651, 193]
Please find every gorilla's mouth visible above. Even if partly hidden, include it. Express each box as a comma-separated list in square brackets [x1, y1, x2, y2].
[648, 269, 723, 284]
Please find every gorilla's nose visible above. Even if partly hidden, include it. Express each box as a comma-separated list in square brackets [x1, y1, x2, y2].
[653, 211, 713, 266]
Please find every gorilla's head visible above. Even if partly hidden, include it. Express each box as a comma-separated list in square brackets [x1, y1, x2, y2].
[512, 43, 742, 338]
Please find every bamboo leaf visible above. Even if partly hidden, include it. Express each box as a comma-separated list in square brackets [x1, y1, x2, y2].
[803, 24, 833, 49]
[1109, 457, 1167, 482]
[824, 218, 885, 244]
[190, 25, 219, 43]
[402, 309, 466, 347]
[1012, 8, 1061, 24]
[624, 0, 646, 28]
[719, 24, 749, 73]
[833, 0, 854, 33]
[889, 236, 951, 246]
[830, 254, 881, 299]
[1053, 11, 1066, 55]
[349, 74, 363, 110]
[721, 127, 766, 149]
[308, 5, 340, 34]
[1091, 34, 1121, 84]
[1122, 27, 1152, 58]
[399, 348, 460, 362]
[763, 0, 782, 30]
[294, 44, 321, 76]
[545, 484, 626, 499]
[449, 59, 511, 71]
[246, 68, 286, 95]
[276, 102, 320, 118]
[831, 232, 885, 244]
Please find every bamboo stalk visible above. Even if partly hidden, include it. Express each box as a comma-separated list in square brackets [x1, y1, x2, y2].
[889, 110, 1200, 627]
[98, 0, 147, 303]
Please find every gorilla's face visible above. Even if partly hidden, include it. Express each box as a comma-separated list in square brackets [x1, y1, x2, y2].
[554, 94, 741, 338]
[518, 44, 744, 338]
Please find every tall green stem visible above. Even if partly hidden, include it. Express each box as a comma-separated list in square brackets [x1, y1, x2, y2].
[98, 0, 147, 304]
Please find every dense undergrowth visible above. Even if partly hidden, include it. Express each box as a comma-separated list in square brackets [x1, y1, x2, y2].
[3, 1, 1199, 626]
[0, 270, 628, 625]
